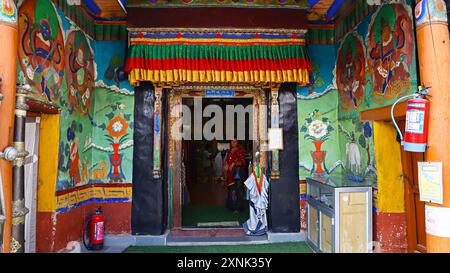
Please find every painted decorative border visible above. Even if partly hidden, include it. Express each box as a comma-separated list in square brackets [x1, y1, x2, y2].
[415, 0, 447, 28]
[55, 183, 132, 213]
[0, 0, 17, 26]
[126, 0, 309, 9]
[128, 27, 308, 35]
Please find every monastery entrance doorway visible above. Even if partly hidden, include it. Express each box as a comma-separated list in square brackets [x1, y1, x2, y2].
[167, 86, 268, 229]
[182, 97, 252, 228]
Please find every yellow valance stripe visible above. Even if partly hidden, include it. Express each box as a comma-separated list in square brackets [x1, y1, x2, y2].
[129, 69, 310, 86]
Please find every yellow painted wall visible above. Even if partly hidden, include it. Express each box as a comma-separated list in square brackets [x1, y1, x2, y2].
[374, 121, 405, 213]
[37, 114, 60, 213]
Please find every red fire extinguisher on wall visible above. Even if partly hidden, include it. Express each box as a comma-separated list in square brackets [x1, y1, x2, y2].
[83, 207, 104, 251]
[391, 85, 431, 152]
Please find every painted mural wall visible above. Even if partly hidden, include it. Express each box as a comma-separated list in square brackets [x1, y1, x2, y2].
[16, 0, 134, 213]
[336, 0, 416, 181]
[298, 0, 417, 183]
[298, 44, 344, 180]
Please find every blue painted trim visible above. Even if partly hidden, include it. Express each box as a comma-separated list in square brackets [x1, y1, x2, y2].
[299, 194, 307, 199]
[83, 0, 101, 15]
[56, 198, 131, 213]
[130, 32, 306, 40]
[404, 142, 426, 153]
[326, 0, 346, 20]
[307, 0, 321, 8]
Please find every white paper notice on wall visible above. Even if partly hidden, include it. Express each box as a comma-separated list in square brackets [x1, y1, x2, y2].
[418, 162, 443, 204]
[268, 128, 283, 151]
[425, 205, 450, 238]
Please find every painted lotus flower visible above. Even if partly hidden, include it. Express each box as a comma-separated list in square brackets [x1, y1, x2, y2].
[300, 109, 334, 142]
[308, 120, 328, 139]
[112, 121, 124, 133]
[106, 115, 129, 138]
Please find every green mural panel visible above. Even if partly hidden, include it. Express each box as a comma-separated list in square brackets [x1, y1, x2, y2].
[338, 119, 377, 181]
[91, 87, 134, 184]
[298, 90, 344, 180]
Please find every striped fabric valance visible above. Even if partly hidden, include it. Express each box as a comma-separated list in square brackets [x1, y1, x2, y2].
[125, 31, 312, 86]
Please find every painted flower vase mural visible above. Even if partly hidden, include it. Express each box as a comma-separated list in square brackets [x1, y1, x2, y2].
[97, 103, 132, 183]
[367, 4, 413, 103]
[18, 0, 65, 103]
[300, 109, 334, 175]
[337, 33, 366, 112]
[105, 114, 129, 182]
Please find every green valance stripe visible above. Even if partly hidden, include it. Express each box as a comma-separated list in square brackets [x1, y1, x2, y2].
[129, 44, 309, 61]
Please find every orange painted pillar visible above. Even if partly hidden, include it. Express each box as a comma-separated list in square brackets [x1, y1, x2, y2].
[415, 0, 450, 252]
[0, 0, 18, 253]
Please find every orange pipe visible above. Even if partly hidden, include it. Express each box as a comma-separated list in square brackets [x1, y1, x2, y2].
[0, 19, 18, 252]
[416, 1, 450, 253]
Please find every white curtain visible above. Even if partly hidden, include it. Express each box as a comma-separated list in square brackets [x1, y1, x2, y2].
[24, 117, 40, 253]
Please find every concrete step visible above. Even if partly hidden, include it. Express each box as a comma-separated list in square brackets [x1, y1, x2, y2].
[167, 234, 268, 246]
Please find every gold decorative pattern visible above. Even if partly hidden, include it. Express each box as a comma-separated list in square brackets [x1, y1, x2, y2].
[55, 185, 132, 212]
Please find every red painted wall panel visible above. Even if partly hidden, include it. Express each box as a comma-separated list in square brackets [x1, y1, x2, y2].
[373, 212, 407, 253]
[36, 202, 131, 252]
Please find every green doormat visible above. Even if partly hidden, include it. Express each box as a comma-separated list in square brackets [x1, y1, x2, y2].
[123, 242, 313, 253]
[197, 221, 240, 227]
[182, 205, 249, 227]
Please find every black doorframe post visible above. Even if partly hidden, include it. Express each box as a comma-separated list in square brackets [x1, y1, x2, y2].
[268, 83, 300, 233]
[131, 82, 166, 235]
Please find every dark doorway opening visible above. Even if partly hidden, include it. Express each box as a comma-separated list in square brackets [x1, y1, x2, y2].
[181, 98, 253, 228]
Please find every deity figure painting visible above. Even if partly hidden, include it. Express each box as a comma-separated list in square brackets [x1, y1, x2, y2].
[367, 4, 413, 103]
[65, 30, 95, 114]
[67, 123, 81, 187]
[18, 0, 65, 103]
[337, 33, 366, 112]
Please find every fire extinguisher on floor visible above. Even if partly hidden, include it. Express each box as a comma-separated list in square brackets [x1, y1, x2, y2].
[83, 207, 104, 251]
[391, 85, 431, 152]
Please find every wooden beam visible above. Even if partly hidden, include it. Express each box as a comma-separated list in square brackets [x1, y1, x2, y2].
[359, 101, 407, 121]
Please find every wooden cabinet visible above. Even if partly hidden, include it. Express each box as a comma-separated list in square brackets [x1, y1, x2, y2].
[306, 176, 374, 253]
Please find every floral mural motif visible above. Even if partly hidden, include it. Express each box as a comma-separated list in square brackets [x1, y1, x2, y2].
[18, 0, 65, 103]
[367, 4, 413, 103]
[97, 102, 132, 183]
[300, 109, 335, 174]
[65, 30, 95, 114]
[337, 33, 366, 112]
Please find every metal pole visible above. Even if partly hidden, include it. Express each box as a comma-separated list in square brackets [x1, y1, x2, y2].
[10, 84, 31, 253]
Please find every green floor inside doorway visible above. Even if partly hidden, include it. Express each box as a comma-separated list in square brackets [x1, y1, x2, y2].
[182, 204, 249, 227]
[123, 242, 313, 253]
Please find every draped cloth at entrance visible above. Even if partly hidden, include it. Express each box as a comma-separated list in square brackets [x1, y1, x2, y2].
[125, 31, 312, 86]
[243, 172, 269, 236]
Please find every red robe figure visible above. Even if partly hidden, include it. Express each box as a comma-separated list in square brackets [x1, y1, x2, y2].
[224, 139, 247, 213]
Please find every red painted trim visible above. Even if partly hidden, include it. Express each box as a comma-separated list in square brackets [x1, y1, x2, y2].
[130, 41, 306, 46]
[125, 57, 312, 72]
